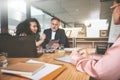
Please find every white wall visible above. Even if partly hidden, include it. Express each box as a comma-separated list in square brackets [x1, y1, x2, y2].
[86, 19, 109, 37]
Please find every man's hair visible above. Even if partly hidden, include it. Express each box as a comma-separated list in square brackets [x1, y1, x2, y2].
[51, 17, 60, 22]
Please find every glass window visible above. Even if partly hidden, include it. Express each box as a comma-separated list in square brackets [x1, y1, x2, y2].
[31, 6, 52, 35]
[8, 0, 26, 35]
[0, 12, 1, 33]
[0, 2, 1, 33]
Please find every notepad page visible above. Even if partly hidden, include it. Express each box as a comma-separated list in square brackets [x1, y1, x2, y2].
[55, 56, 71, 63]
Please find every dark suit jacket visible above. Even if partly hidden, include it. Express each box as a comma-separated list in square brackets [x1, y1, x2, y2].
[42, 28, 69, 48]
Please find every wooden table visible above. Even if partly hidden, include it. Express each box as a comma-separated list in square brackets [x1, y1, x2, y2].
[0, 51, 90, 80]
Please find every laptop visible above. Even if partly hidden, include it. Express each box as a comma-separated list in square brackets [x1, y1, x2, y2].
[0, 35, 42, 58]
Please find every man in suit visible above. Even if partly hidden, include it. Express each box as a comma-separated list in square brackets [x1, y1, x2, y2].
[42, 17, 69, 49]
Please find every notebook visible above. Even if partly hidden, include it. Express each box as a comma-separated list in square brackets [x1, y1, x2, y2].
[0, 35, 42, 58]
[2, 59, 66, 80]
[1, 62, 45, 76]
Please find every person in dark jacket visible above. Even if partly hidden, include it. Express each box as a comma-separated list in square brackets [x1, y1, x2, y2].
[42, 17, 69, 49]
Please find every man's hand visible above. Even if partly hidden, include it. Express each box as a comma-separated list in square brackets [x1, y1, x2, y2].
[52, 43, 60, 49]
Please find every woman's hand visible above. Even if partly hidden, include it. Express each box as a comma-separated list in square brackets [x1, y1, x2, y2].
[70, 48, 92, 65]
[70, 48, 90, 57]
[77, 48, 91, 58]
[36, 33, 46, 46]
[36, 46, 40, 51]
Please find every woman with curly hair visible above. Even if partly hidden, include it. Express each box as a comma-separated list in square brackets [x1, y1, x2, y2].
[16, 18, 45, 51]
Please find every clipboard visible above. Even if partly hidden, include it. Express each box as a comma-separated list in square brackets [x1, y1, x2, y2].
[48, 40, 59, 46]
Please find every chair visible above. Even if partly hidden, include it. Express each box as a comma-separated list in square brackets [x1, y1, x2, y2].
[0, 35, 41, 58]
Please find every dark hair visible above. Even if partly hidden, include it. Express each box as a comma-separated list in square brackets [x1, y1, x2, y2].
[16, 18, 41, 35]
[117, 0, 120, 3]
[51, 17, 60, 22]
[16, 21, 27, 35]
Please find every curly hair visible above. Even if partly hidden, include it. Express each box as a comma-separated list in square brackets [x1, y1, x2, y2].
[16, 18, 41, 35]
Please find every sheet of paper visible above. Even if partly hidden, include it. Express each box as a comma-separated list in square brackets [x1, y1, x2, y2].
[64, 48, 81, 51]
[25, 59, 61, 80]
[55, 56, 71, 63]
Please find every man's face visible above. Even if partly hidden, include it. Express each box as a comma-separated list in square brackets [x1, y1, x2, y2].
[51, 19, 60, 32]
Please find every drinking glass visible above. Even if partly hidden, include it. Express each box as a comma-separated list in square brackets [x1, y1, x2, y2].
[59, 44, 64, 50]
[0, 52, 8, 68]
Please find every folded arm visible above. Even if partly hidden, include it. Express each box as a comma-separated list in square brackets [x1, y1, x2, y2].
[70, 45, 120, 80]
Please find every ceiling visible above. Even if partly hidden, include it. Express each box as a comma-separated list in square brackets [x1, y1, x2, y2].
[31, 0, 113, 25]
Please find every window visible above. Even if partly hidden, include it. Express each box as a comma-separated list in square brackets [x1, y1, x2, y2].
[0, 3, 1, 33]
[8, 0, 26, 35]
[31, 6, 52, 35]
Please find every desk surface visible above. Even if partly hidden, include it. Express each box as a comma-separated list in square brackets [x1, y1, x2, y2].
[0, 51, 89, 80]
